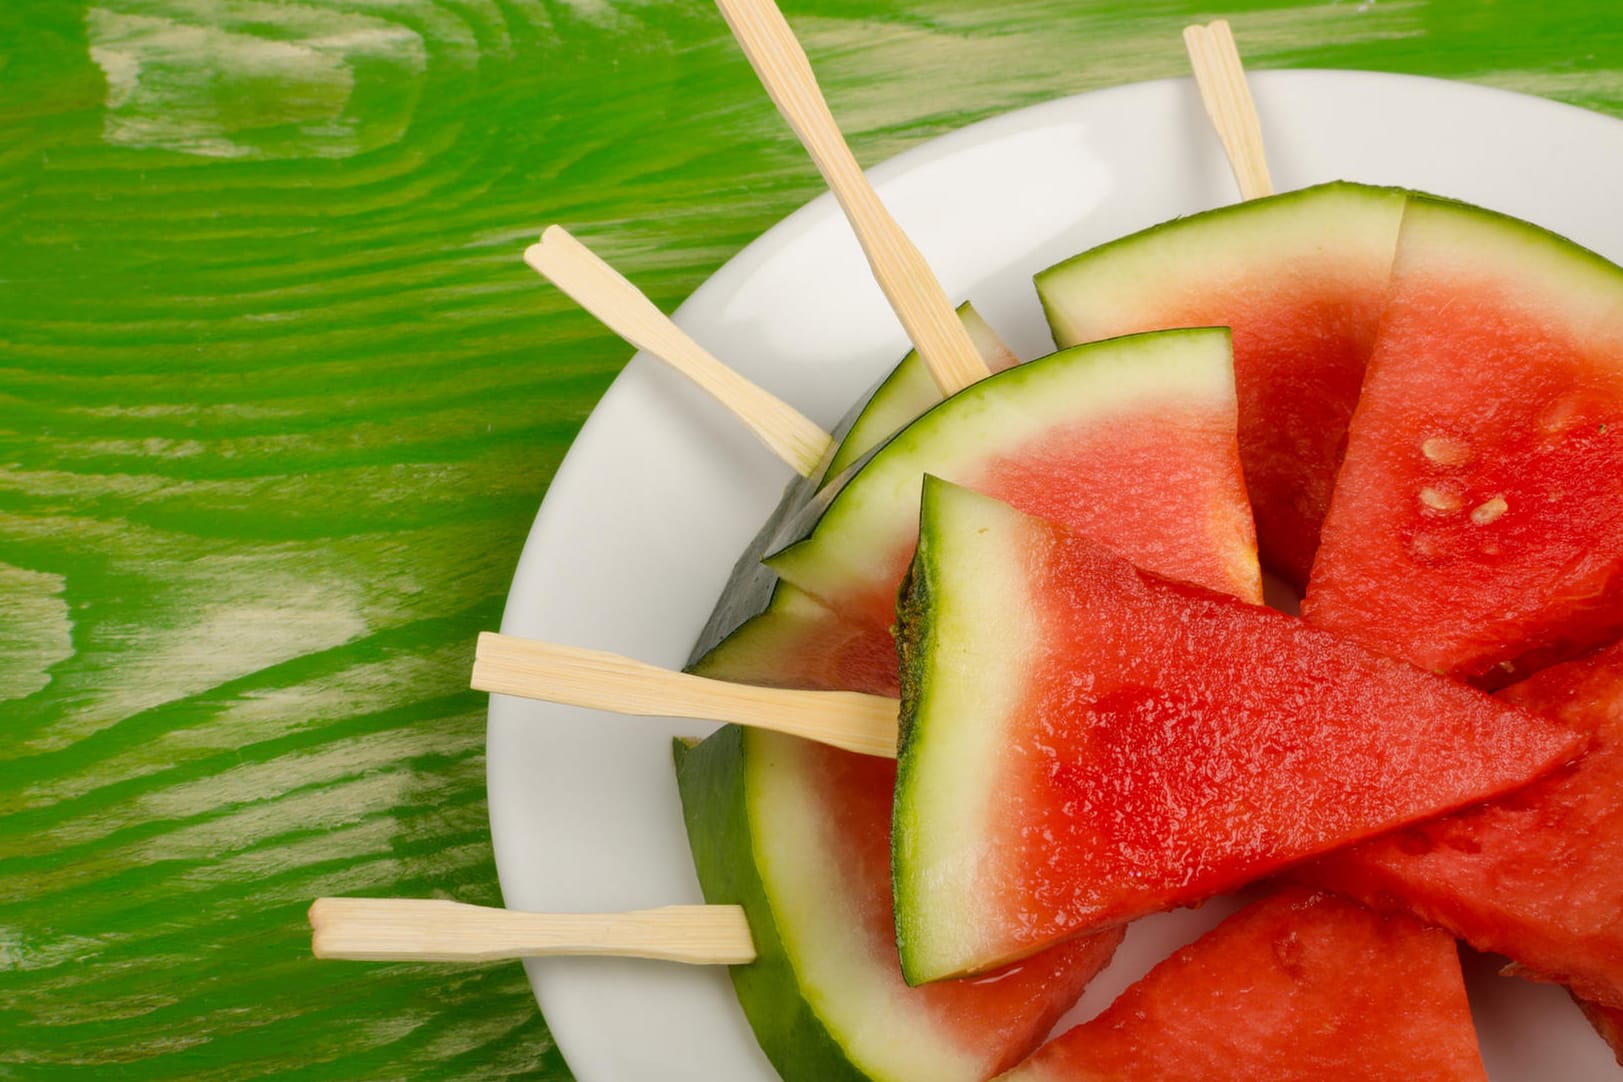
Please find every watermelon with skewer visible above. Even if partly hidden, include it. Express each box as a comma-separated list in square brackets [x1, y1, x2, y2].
[694, 326, 1261, 694]
[890, 479, 1584, 984]
[677, 329, 1264, 1079]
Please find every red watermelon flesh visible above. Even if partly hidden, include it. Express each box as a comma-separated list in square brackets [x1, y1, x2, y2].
[1302, 196, 1623, 682]
[891, 480, 1586, 983]
[1035, 182, 1406, 588]
[993, 888, 1486, 1082]
[1302, 638, 1623, 1008]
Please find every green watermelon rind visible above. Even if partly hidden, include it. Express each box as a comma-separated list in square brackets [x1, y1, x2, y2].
[674, 731, 871, 1082]
[688, 305, 1013, 664]
[1400, 191, 1623, 286]
[688, 583, 841, 685]
[893, 478, 1040, 986]
[824, 301, 1018, 482]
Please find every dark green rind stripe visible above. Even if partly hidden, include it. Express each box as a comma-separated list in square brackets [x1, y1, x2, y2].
[674, 730, 870, 1082]
[889, 476, 944, 988]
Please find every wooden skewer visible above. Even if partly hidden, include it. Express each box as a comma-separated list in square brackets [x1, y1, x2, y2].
[309, 898, 756, 964]
[472, 631, 899, 758]
[525, 226, 833, 478]
[1183, 20, 1274, 200]
[714, 0, 991, 398]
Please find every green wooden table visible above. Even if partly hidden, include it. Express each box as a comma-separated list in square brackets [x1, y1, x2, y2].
[4, 1, 1622, 1077]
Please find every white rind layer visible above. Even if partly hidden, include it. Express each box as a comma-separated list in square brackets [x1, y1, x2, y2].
[894, 481, 1046, 983]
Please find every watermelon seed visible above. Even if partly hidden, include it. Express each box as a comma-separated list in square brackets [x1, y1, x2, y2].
[1470, 496, 1509, 525]
[1419, 486, 1462, 512]
[1421, 436, 1471, 466]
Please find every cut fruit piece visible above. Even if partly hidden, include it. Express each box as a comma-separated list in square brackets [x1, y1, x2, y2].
[892, 479, 1584, 983]
[1301, 639, 1623, 1009]
[1036, 181, 1406, 587]
[675, 726, 1122, 1082]
[824, 301, 1019, 483]
[690, 303, 1015, 661]
[695, 327, 1261, 695]
[768, 327, 1263, 641]
[1302, 195, 1623, 681]
[994, 888, 1487, 1082]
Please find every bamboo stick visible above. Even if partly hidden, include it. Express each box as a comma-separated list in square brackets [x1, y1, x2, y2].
[309, 898, 755, 964]
[714, 0, 991, 397]
[525, 226, 833, 478]
[1183, 20, 1274, 200]
[472, 632, 899, 758]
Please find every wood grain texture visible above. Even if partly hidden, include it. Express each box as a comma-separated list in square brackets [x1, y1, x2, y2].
[3, 0, 1622, 1077]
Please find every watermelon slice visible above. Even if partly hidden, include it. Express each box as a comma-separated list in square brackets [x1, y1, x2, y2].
[1035, 181, 1406, 587]
[1302, 638, 1623, 1009]
[767, 327, 1262, 634]
[994, 887, 1487, 1082]
[677, 329, 1265, 1075]
[675, 726, 1123, 1082]
[694, 326, 1262, 696]
[1302, 195, 1623, 681]
[892, 479, 1585, 983]
[692, 303, 1015, 661]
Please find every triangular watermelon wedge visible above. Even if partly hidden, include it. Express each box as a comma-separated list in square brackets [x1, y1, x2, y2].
[691, 327, 1253, 673]
[1301, 638, 1623, 1009]
[692, 326, 1262, 695]
[892, 479, 1585, 983]
[1303, 195, 1623, 682]
[766, 327, 1262, 637]
[993, 887, 1487, 1082]
[1035, 181, 1406, 587]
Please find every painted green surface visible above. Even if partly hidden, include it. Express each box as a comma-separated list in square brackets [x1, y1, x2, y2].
[1, 0, 1620, 1077]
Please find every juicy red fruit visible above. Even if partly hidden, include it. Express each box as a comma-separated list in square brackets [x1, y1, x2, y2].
[1303, 638, 1623, 1010]
[994, 888, 1486, 1082]
[1303, 197, 1623, 682]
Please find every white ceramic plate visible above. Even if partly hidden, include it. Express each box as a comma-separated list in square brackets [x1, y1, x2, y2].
[488, 70, 1623, 1081]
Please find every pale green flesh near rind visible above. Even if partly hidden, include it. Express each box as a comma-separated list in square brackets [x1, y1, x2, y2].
[1398, 193, 1623, 318]
[824, 302, 1019, 482]
[766, 328, 1245, 605]
[893, 480, 1045, 986]
[676, 728, 990, 1081]
[1034, 181, 1410, 349]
